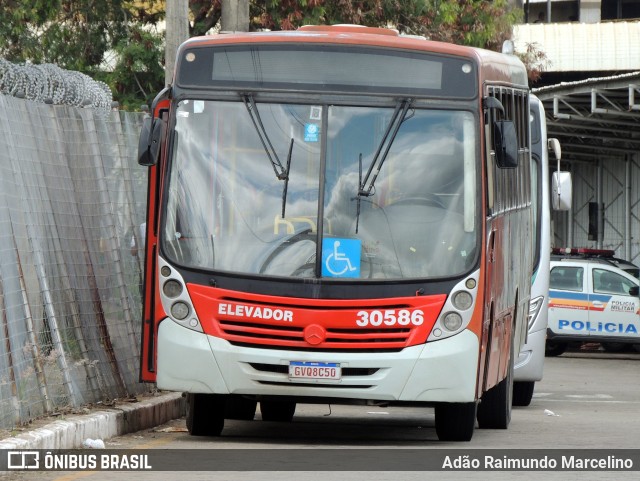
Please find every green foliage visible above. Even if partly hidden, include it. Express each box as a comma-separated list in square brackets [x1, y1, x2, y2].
[0, 1, 528, 110]
[0, 1, 131, 69]
[103, 26, 165, 110]
[251, 0, 521, 52]
[517, 42, 551, 83]
[190, 0, 222, 36]
[0, 0, 163, 109]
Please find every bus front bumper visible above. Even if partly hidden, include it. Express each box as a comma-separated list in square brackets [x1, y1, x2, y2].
[156, 319, 480, 403]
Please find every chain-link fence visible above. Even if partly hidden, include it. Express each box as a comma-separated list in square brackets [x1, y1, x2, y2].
[0, 89, 149, 430]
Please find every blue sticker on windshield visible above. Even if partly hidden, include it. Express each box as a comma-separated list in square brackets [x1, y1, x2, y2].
[322, 238, 361, 278]
[304, 123, 319, 142]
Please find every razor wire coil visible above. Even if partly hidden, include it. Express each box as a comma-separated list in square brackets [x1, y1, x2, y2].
[0, 58, 112, 110]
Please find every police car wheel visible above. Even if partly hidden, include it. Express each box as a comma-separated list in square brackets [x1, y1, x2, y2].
[545, 341, 567, 357]
[601, 342, 628, 353]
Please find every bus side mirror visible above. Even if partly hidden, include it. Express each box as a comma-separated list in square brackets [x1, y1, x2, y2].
[548, 136, 571, 210]
[138, 116, 163, 166]
[548, 138, 561, 161]
[552, 171, 572, 210]
[494, 120, 518, 169]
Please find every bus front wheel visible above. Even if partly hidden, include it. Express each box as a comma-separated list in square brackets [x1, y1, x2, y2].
[186, 393, 225, 436]
[434, 402, 476, 441]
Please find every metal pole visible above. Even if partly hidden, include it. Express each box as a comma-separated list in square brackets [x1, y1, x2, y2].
[222, 0, 250, 31]
[625, 155, 631, 260]
[567, 162, 574, 248]
[165, 0, 190, 86]
[597, 160, 604, 249]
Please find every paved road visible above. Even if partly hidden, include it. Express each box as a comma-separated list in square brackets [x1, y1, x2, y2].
[4, 349, 639, 481]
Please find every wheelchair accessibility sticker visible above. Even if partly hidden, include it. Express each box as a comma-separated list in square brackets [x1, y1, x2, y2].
[322, 238, 361, 278]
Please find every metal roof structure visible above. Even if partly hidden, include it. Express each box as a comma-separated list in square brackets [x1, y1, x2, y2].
[533, 71, 640, 165]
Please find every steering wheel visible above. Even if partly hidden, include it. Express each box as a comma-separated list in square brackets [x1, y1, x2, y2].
[259, 229, 317, 276]
[384, 194, 445, 209]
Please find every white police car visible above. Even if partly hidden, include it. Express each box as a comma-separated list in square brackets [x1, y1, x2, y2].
[547, 248, 640, 356]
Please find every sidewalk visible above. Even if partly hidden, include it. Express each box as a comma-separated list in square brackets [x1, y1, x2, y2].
[0, 392, 184, 450]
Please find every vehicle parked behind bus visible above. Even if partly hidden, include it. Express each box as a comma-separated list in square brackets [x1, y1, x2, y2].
[513, 95, 571, 406]
[547, 248, 640, 356]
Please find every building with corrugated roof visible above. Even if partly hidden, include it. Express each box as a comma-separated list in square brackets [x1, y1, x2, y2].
[510, 0, 640, 265]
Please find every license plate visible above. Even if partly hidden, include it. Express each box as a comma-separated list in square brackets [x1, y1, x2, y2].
[289, 361, 341, 381]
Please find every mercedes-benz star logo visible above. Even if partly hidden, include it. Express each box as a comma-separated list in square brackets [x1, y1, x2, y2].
[303, 324, 326, 345]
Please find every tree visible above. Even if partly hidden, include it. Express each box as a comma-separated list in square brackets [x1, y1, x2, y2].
[190, 0, 222, 36]
[0, 0, 165, 109]
[250, 1, 521, 51]
[108, 25, 165, 108]
[0, 1, 130, 70]
[0, 1, 532, 109]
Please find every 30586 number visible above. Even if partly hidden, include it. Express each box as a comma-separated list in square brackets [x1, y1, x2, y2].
[355, 309, 424, 327]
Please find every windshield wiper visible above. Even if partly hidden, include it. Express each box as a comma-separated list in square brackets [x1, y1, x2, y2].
[358, 98, 413, 197]
[354, 153, 363, 233]
[243, 94, 288, 180]
[242, 94, 295, 218]
[281, 138, 294, 218]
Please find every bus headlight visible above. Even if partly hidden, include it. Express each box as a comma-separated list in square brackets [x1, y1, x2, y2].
[427, 270, 479, 342]
[157, 257, 203, 332]
[452, 291, 473, 310]
[442, 312, 463, 331]
[163, 280, 183, 298]
[171, 301, 190, 320]
[528, 296, 544, 330]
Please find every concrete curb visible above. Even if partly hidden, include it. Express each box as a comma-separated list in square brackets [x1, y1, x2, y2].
[0, 392, 185, 450]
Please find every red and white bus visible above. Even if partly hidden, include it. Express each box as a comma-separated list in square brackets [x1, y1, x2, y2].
[138, 25, 533, 441]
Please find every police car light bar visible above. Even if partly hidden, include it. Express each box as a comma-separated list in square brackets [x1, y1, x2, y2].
[552, 247, 616, 257]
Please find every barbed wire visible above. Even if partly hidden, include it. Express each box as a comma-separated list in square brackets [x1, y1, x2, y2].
[0, 58, 113, 110]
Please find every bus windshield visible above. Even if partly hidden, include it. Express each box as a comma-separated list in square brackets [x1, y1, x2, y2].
[162, 99, 478, 280]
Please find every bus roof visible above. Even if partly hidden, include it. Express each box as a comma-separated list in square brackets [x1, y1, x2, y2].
[177, 25, 528, 88]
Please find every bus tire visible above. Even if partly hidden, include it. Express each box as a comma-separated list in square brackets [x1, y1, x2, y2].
[225, 395, 257, 420]
[434, 402, 476, 441]
[186, 393, 225, 436]
[260, 400, 296, 422]
[512, 381, 535, 407]
[477, 328, 514, 429]
[545, 340, 567, 357]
